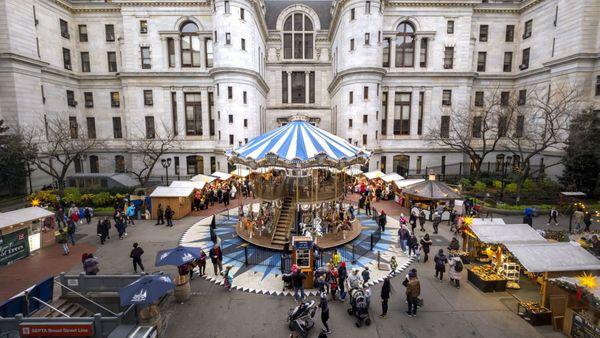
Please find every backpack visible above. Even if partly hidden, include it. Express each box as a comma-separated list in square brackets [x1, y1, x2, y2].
[454, 260, 463, 272]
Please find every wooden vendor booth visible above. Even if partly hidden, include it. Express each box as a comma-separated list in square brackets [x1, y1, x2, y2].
[401, 178, 462, 219]
[504, 242, 600, 331]
[169, 180, 205, 191]
[549, 276, 600, 337]
[150, 186, 194, 220]
[0, 207, 54, 265]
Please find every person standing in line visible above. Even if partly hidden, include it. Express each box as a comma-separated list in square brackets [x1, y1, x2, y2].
[380, 276, 391, 318]
[420, 234, 433, 262]
[198, 249, 207, 276]
[291, 265, 307, 302]
[209, 243, 223, 276]
[338, 262, 347, 301]
[130, 243, 145, 273]
[318, 291, 331, 334]
[434, 249, 448, 281]
[156, 204, 165, 225]
[405, 271, 421, 317]
[165, 205, 175, 227]
[378, 210, 387, 232]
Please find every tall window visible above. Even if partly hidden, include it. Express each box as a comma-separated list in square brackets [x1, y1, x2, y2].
[180, 22, 201, 67]
[107, 52, 117, 72]
[145, 116, 155, 139]
[443, 47, 454, 69]
[350, 8, 355, 20]
[141, 47, 151, 69]
[521, 48, 530, 70]
[447, 20, 454, 34]
[474, 91, 484, 107]
[227, 86, 233, 99]
[115, 155, 125, 173]
[187, 156, 203, 175]
[365, 33, 370, 45]
[87, 117, 96, 139]
[105, 24, 115, 42]
[111, 92, 120, 107]
[291, 72, 307, 103]
[393, 155, 410, 176]
[365, 1, 371, 14]
[382, 38, 390, 67]
[417, 91, 424, 135]
[208, 92, 215, 135]
[393, 92, 411, 135]
[363, 86, 369, 100]
[350, 39, 355, 51]
[503, 52, 513, 72]
[167, 38, 175, 68]
[477, 52, 487, 72]
[515, 115, 524, 138]
[241, 38, 246, 51]
[381, 91, 388, 135]
[69, 116, 78, 139]
[518, 89, 527, 105]
[140, 20, 148, 34]
[84, 92, 93, 107]
[349, 91, 353, 104]
[171, 92, 178, 136]
[309, 72, 315, 103]
[78, 25, 88, 42]
[81, 52, 90, 72]
[501, 91, 510, 106]
[523, 19, 532, 39]
[505, 25, 514, 42]
[63, 48, 72, 70]
[442, 90, 452, 106]
[89, 155, 99, 173]
[498, 115, 508, 137]
[420, 38, 428, 67]
[440, 116, 450, 138]
[224, 1, 230, 13]
[282, 72, 288, 103]
[205, 38, 213, 67]
[596, 76, 600, 96]
[479, 25, 488, 42]
[283, 13, 314, 60]
[67, 90, 76, 107]
[112, 117, 122, 139]
[240, 8, 245, 20]
[472, 116, 482, 138]
[225, 33, 231, 44]
[395, 22, 415, 67]
[143, 90, 153, 106]
[60, 19, 69, 39]
[185, 93, 202, 135]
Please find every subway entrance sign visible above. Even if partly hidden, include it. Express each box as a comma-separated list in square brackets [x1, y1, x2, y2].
[19, 322, 94, 337]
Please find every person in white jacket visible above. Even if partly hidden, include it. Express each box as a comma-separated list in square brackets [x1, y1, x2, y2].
[448, 256, 463, 289]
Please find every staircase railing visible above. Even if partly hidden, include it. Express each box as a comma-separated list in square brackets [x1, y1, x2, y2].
[271, 198, 292, 244]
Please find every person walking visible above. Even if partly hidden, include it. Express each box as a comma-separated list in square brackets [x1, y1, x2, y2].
[332, 249, 341, 268]
[156, 204, 165, 225]
[115, 217, 126, 239]
[83, 254, 99, 275]
[165, 205, 175, 227]
[130, 243, 145, 273]
[420, 234, 433, 262]
[434, 249, 448, 281]
[573, 208, 585, 233]
[398, 225, 409, 253]
[380, 276, 391, 318]
[198, 249, 207, 276]
[378, 210, 387, 232]
[365, 197, 372, 216]
[318, 291, 331, 334]
[291, 265, 307, 302]
[448, 256, 463, 288]
[209, 244, 223, 276]
[223, 265, 233, 290]
[361, 267, 370, 287]
[67, 219, 77, 246]
[407, 233, 418, 257]
[405, 271, 421, 317]
[338, 262, 347, 301]
[84, 207, 92, 224]
[584, 212, 593, 232]
[56, 207, 67, 228]
[418, 209, 426, 232]
[432, 211, 441, 234]
[57, 229, 69, 255]
[126, 202, 136, 225]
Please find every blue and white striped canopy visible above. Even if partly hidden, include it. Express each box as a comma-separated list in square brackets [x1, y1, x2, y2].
[226, 119, 370, 169]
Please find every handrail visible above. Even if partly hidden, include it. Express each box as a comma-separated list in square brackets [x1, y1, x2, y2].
[31, 296, 70, 318]
[54, 280, 119, 317]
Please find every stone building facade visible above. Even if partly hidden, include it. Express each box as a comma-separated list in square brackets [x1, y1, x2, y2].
[0, 0, 599, 189]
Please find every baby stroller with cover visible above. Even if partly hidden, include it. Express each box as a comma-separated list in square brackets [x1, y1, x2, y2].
[347, 287, 371, 327]
[287, 300, 317, 337]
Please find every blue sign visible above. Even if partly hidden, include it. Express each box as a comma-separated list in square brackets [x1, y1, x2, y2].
[294, 240, 313, 251]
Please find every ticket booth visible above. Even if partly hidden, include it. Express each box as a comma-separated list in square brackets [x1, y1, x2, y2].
[291, 236, 314, 289]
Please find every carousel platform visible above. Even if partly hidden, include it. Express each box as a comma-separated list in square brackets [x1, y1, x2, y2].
[235, 218, 363, 250]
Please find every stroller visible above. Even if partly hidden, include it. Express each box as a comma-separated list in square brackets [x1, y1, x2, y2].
[287, 300, 317, 337]
[347, 287, 371, 327]
[282, 273, 293, 291]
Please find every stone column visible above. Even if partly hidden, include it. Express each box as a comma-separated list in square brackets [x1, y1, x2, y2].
[390, 38, 397, 68]
[174, 37, 181, 69]
[161, 37, 169, 69]
[387, 89, 395, 137]
[414, 37, 421, 68]
[287, 71, 292, 103]
[410, 90, 419, 136]
[305, 72, 310, 104]
[198, 37, 205, 70]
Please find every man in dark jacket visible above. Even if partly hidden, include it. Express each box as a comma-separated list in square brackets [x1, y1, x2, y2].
[292, 268, 307, 302]
[209, 244, 223, 276]
[130, 243, 145, 273]
[378, 210, 387, 232]
[338, 262, 348, 301]
[380, 276, 391, 317]
[155, 204, 165, 225]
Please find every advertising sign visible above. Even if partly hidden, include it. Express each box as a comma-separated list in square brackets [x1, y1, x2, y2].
[0, 228, 30, 266]
[19, 323, 94, 337]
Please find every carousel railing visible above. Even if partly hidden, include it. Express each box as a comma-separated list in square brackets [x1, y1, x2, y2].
[251, 177, 346, 202]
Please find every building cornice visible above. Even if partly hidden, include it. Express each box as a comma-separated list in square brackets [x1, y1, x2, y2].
[542, 52, 600, 69]
[0, 53, 50, 68]
[49, 0, 211, 14]
[209, 67, 269, 94]
[328, 67, 386, 94]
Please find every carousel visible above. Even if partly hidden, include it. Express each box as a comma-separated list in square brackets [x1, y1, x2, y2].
[225, 116, 371, 250]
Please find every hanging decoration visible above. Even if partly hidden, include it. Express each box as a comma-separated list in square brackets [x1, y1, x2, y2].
[577, 272, 599, 290]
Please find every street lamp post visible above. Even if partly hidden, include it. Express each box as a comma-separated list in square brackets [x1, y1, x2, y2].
[161, 158, 172, 186]
[500, 156, 512, 201]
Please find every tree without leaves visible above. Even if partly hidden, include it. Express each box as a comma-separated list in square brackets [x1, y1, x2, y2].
[504, 83, 581, 192]
[426, 86, 517, 178]
[0, 120, 33, 194]
[127, 122, 179, 187]
[21, 116, 104, 191]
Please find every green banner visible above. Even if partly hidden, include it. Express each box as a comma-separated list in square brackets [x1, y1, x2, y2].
[0, 228, 30, 266]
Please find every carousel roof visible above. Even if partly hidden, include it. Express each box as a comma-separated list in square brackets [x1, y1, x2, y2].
[225, 118, 370, 169]
[401, 179, 462, 200]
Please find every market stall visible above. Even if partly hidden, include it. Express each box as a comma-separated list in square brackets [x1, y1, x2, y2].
[549, 276, 600, 336]
[400, 178, 462, 219]
[169, 180, 205, 191]
[0, 207, 54, 265]
[390, 179, 425, 204]
[149, 186, 194, 220]
[230, 168, 251, 178]
[363, 170, 385, 181]
[381, 173, 404, 183]
[190, 174, 216, 184]
[211, 171, 232, 181]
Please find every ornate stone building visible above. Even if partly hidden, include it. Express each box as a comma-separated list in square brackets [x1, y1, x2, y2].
[0, 0, 599, 188]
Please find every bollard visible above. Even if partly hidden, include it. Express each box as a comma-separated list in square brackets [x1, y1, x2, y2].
[377, 251, 381, 268]
[244, 246, 248, 265]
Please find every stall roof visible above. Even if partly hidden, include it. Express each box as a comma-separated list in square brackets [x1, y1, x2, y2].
[401, 180, 462, 200]
[560, 192, 586, 197]
[0, 207, 55, 230]
[190, 174, 216, 183]
[393, 179, 425, 189]
[169, 181, 205, 190]
[469, 223, 546, 244]
[505, 242, 600, 273]
[230, 168, 251, 178]
[364, 170, 385, 180]
[472, 218, 506, 225]
[150, 186, 194, 198]
[211, 171, 232, 180]
[382, 173, 404, 182]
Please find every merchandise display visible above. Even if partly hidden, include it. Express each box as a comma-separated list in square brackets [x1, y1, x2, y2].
[470, 265, 505, 281]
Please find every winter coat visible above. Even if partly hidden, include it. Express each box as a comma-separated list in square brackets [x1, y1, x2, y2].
[406, 279, 421, 298]
[434, 253, 447, 272]
[448, 257, 462, 280]
[292, 271, 306, 288]
[381, 280, 391, 299]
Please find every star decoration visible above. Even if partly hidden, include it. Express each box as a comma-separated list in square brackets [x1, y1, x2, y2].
[577, 272, 598, 289]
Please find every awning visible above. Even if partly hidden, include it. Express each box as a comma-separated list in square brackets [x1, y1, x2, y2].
[401, 180, 462, 200]
[505, 242, 600, 273]
[190, 174, 216, 183]
[0, 207, 55, 230]
[469, 223, 547, 244]
[472, 218, 506, 225]
[230, 168, 251, 178]
[211, 171, 232, 180]
[150, 186, 194, 198]
[393, 179, 425, 189]
[169, 181, 205, 190]
[382, 173, 404, 182]
[364, 170, 385, 180]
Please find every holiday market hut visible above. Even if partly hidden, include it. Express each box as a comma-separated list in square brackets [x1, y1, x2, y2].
[150, 186, 194, 220]
[169, 180, 205, 191]
[400, 177, 462, 217]
[0, 207, 54, 265]
[548, 275, 600, 336]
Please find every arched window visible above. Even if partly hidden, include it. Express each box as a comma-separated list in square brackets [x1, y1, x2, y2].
[283, 13, 313, 60]
[395, 22, 415, 67]
[115, 155, 125, 173]
[180, 21, 200, 67]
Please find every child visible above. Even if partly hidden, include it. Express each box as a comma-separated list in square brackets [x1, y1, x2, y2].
[222, 265, 233, 291]
[390, 256, 398, 275]
[415, 241, 422, 262]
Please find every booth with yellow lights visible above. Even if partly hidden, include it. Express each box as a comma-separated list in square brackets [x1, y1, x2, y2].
[0, 207, 54, 266]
